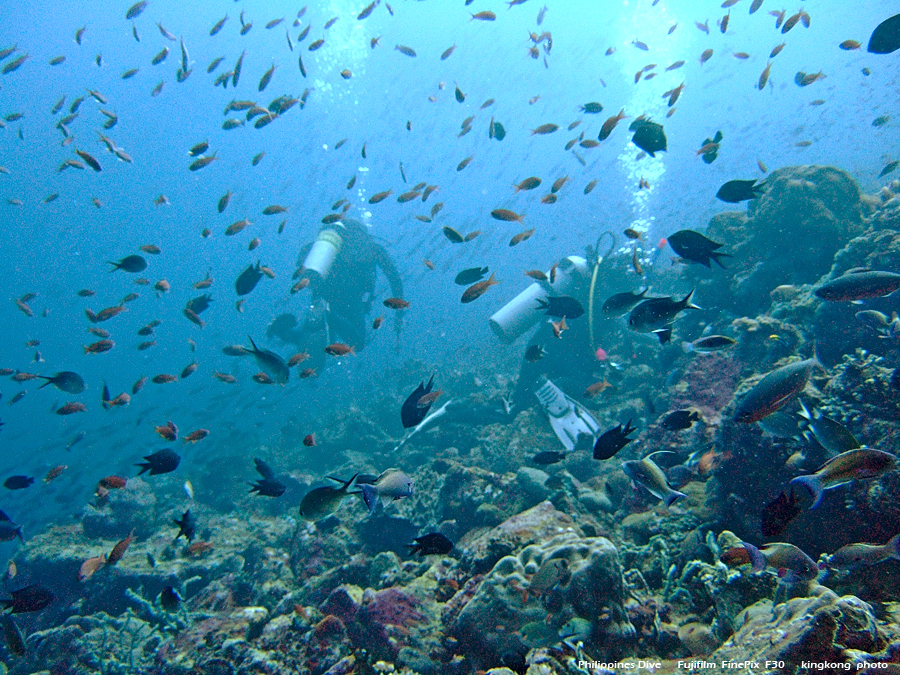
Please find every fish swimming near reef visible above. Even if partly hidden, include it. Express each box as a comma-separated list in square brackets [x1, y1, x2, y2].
[249, 457, 286, 497]
[173, 510, 196, 542]
[0, 509, 23, 542]
[354, 468, 414, 514]
[36, 371, 85, 393]
[682, 335, 736, 353]
[299, 473, 359, 520]
[868, 12, 900, 54]
[593, 420, 637, 460]
[667, 230, 730, 268]
[108, 255, 147, 273]
[742, 541, 819, 583]
[531, 450, 566, 465]
[790, 448, 898, 508]
[455, 267, 488, 285]
[135, 449, 181, 476]
[536, 296, 584, 319]
[797, 400, 860, 455]
[760, 489, 802, 537]
[630, 118, 667, 156]
[622, 451, 687, 506]
[602, 288, 649, 317]
[660, 409, 701, 430]
[814, 270, 900, 302]
[402, 375, 435, 428]
[235, 261, 264, 296]
[715, 179, 766, 203]
[628, 290, 700, 343]
[821, 534, 900, 570]
[407, 532, 454, 557]
[247, 336, 289, 384]
[734, 358, 821, 424]
[0, 584, 56, 613]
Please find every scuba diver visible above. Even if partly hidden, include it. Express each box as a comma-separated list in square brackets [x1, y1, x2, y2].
[437, 233, 625, 452]
[267, 217, 404, 371]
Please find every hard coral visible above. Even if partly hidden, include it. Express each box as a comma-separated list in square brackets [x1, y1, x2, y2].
[313, 614, 347, 643]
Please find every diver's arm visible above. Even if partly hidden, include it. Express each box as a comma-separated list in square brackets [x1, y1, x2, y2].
[373, 243, 403, 299]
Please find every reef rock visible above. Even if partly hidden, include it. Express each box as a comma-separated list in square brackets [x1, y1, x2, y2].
[452, 533, 634, 666]
[460, 500, 583, 575]
[711, 587, 878, 667]
[696, 165, 866, 317]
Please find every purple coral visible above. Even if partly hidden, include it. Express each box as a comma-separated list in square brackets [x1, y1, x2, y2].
[351, 586, 425, 659]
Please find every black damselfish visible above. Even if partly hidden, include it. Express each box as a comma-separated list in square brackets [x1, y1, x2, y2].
[401, 375, 435, 428]
[173, 509, 196, 542]
[716, 179, 765, 203]
[668, 230, 730, 269]
[136, 448, 181, 476]
[593, 420, 637, 460]
[407, 532, 454, 556]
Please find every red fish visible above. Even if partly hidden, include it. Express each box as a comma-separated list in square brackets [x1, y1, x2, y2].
[461, 273, 499, 303]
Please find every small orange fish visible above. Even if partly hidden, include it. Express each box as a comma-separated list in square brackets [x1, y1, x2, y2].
[509, 229, 535, 247]
[183, 308, 205, 328]
[155, 421, 178, 440]
[132, 377, 148, 394]
[541, 194, 558, 204]
[491, 209, 524, 223]
[84, 339, 114, 354]
[299, 368, 317, 378]
[287, 352, 310, 367]
[583, 380, 613, 398]
[599, 109, 626, 141]
[624, 228, 642, 240]
[551, 316, 568, 339]
[369, 189, 392, 204]
[417, 389, 444, 408]
[78, 555, 107, 581]
[252, 372, 275, 384]
[551, 176, 569, 193]
[183, 429, 209, 443]
[632, 250, 644, 276]
[109, 393, 130, 407]
[152, 374, 177, 384]
[514, 177, 542, 192]
[524, 270, 548, 281]
[291, 278, 310, 294]
[325, 343, 355, 356]
[372, 316, 384, 330]
[383, 297, 410, 309]
[839, 40, 861, 51]
[99, 476, 128, 490]
[303, 434, 316, 447]
[213, 371, 237, 383]
[107, 530, 134, 565]
[186, 541, 214, 556]
[423, 259, 435, 270]
[44, 465, 67, 483]
[758, 62, 772, 90]
[461, 273, 499, 303]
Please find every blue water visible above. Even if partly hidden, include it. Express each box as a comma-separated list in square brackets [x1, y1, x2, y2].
[0, 0, 897, 537]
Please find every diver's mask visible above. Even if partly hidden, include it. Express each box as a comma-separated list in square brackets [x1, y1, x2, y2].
[302, 228, 344, 280]
[489, 256, 590, 344]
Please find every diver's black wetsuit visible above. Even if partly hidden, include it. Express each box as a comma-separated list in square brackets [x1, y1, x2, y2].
[267, 219, 403, 369]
